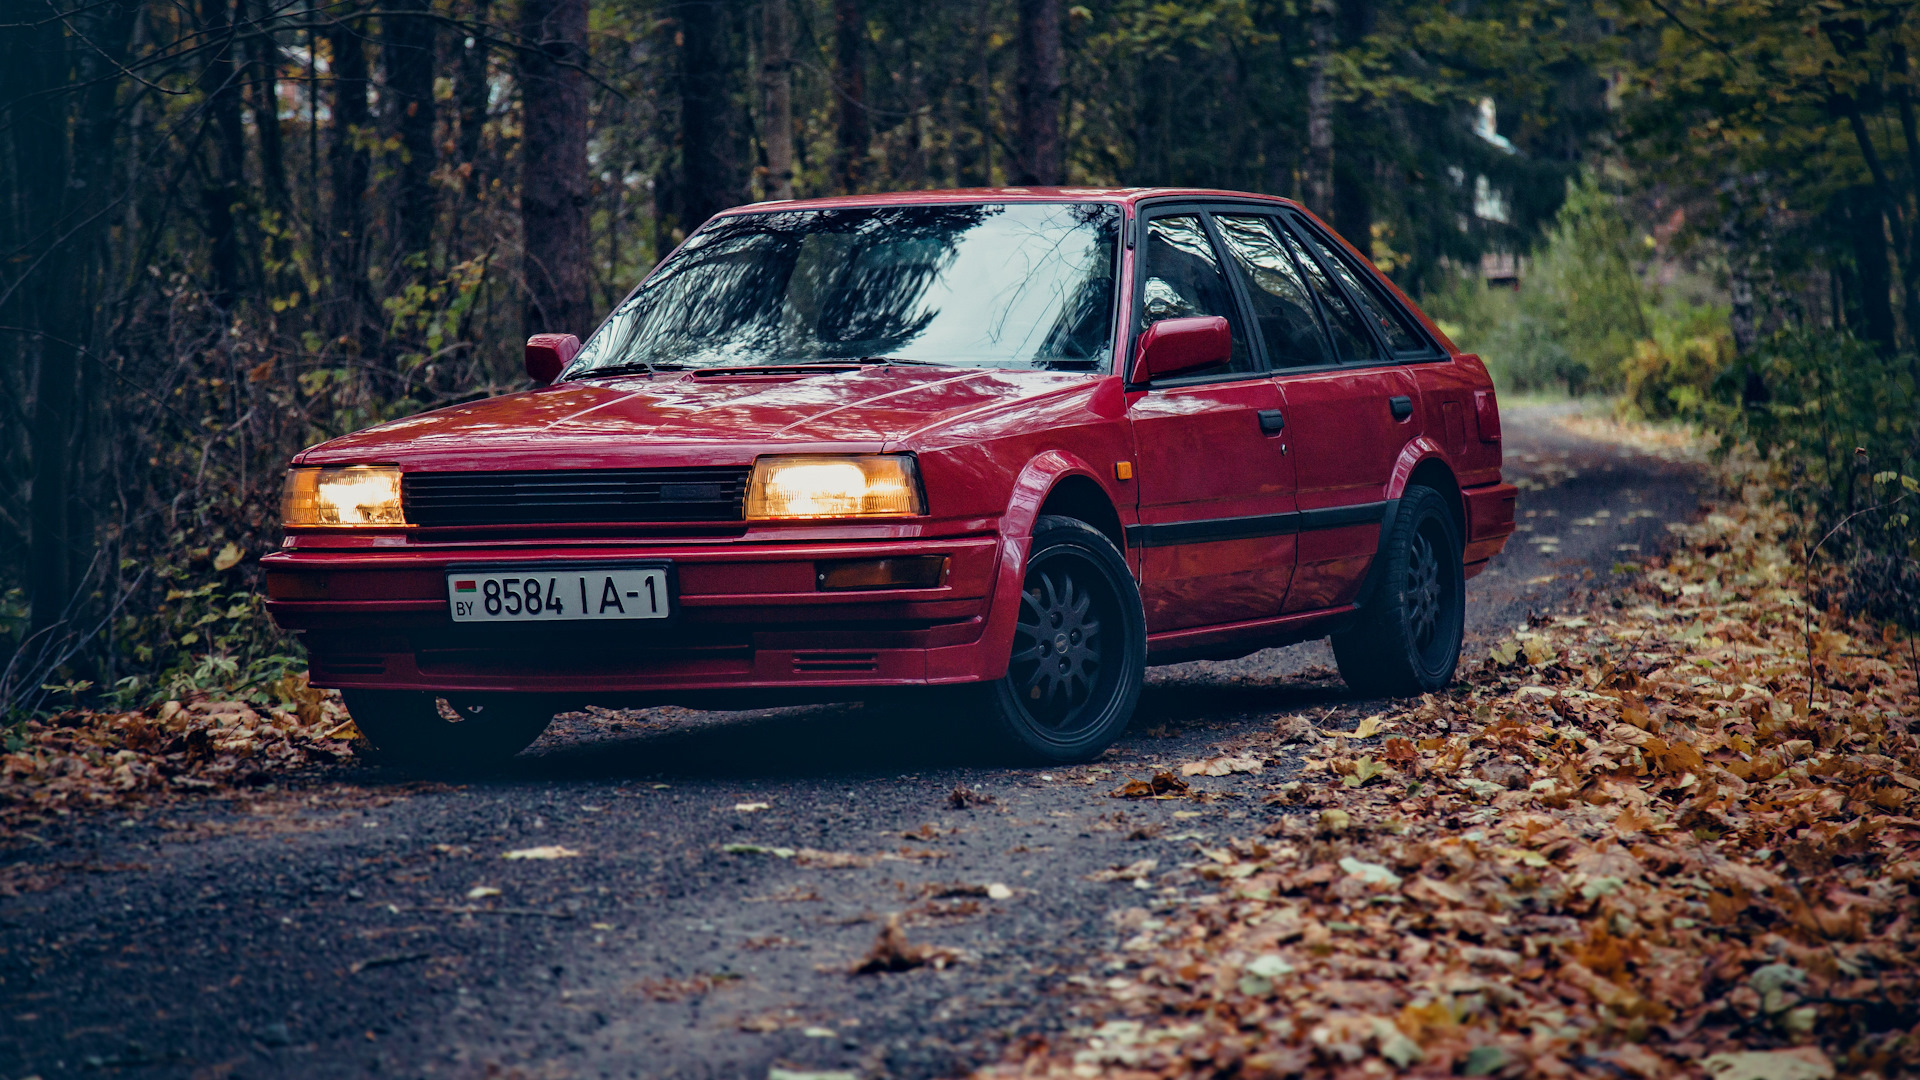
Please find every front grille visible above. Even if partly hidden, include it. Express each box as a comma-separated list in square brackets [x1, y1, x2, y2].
[403, 467, 750, 528]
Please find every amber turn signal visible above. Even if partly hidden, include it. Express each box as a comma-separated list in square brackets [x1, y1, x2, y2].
[815, 556, 947, 591]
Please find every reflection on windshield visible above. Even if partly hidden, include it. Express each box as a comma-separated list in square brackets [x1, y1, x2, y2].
[568, 202, 1119, 375]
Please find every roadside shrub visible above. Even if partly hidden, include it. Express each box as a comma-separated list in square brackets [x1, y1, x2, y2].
[1620, 301, 1734, 419]
[1423, 172, 1730, 399]
[1709, 329, 1920, 629]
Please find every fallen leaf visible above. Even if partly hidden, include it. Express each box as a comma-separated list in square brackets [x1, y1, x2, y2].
[851, 913, 964, 973]
[733, 801, 770, 812]
[1700, 1049, 1835, 1080]
[502, 845, 581, 860]
[212, 542, 244, 571]
[1110, 771, 1191, 798]
[1179, 754, 1263, 776]
[465, 886, 501, 900]
[1338, 856, 1401, 887]
[1088, 859, 1158, 883]
[722, 843, 796, 858]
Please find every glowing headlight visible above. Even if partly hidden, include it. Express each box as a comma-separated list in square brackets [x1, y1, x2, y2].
[744, 455, 926, 520]
[281, 465, 407, 528]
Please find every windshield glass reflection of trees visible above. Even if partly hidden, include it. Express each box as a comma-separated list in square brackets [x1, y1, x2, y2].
[569, 203, 1119, 375]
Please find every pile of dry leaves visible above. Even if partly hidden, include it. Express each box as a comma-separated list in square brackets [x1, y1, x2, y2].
[1, 673, 355, 829]
[991, 480, 1920, 1079]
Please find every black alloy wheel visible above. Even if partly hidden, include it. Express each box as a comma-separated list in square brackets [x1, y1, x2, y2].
[976, 515, 1146, 763]
[1331, 486, 1466, 697]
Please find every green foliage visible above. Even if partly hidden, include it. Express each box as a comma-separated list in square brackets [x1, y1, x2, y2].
[1424, 171, 1732, 401]
[1708, 331, 1920, 628]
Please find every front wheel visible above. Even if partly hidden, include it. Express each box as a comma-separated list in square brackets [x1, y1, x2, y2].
[1331, 486, 1466, 698]
[970, 515, 1146, 764]
[342, 690, 557, 769]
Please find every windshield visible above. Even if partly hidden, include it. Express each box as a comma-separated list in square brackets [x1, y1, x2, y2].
[567, 202, 1120, 375]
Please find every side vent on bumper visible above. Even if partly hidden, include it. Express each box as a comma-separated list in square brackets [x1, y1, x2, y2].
[792, 652, 880, 674]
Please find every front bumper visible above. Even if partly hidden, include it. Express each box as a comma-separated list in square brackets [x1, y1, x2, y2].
[262, 535, 1006, 697]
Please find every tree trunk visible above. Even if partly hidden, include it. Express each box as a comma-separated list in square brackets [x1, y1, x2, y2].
[327, 13, 373, 342]
[1846, 191, 1897, 352]
[202, 0, 249, 306]
[1304, 0, 1334, 220]
[759, 0, 795, 200]
[959, 0, 992, 186]
[1014, 0, 1063, 185]
[516, 0, 592, 336]
[679, 0, 743, 226]
[248, 0, 288, 210]
[1331, 0, 1372, 252]
[1835, 94, 1919, 350]
[1894, 46, 1920, 380]
[455, 0, 493, 217]
[14, 7, 79, 640]
[386, 0, 438, 264]
[831, 0, 868, 193]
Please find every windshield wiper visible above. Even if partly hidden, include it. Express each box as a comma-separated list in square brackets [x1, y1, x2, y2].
[567, 362, 690, 380]
[825, 356, 947, 367]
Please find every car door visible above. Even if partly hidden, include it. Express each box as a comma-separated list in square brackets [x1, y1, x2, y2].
[1125, 209, 1297, 632]
[1264, 212, 1423, 613]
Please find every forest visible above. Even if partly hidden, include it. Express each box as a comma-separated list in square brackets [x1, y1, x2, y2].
[1, 0, 1917, 718]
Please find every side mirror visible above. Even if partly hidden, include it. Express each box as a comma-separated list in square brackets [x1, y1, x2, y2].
[525, 333, 581, 385]
[1130, 316, 1231, 383]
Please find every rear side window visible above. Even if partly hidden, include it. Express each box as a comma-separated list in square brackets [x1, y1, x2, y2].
[1140, 214, 1259, 376]
[1275, 221, 1381, 364]
[1213, 214, 1331, 369]
[1295, 223, 1431, 356]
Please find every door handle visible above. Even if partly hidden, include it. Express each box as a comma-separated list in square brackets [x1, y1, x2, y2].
[1257, 409, 1286, 435]
[1388, 395, 1413, 421]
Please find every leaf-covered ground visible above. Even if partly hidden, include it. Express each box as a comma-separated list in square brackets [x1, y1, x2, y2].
[0, 674, 353, 836]
[989, 477, 1920, 1080]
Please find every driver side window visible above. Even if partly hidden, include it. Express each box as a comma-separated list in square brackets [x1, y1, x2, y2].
[1141, 214, 1257, 376]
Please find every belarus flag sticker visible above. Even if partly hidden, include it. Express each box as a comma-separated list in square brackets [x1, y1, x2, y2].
[454, 580, 477, 593]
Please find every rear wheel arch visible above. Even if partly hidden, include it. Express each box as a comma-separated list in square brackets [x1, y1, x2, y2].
[1404, 457, 1464, 537]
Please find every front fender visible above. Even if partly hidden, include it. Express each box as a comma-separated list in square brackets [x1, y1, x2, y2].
[968, 450, 1117, 682]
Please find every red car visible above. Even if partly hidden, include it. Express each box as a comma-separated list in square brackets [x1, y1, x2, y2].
[263, 188, 1516, 767]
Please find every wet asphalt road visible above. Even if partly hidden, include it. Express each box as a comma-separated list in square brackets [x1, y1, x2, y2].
[0, 404, 1707, 1080]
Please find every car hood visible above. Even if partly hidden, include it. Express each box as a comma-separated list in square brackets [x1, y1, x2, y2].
[297, 367, 1099, 470]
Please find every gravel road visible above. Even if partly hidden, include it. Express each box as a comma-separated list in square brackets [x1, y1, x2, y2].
[0, 403, 1707, 1080]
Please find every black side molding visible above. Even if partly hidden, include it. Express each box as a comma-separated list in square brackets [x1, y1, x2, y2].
[1125, 500, 1390, 549]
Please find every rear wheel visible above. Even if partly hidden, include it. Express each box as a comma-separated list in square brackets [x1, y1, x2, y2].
[342, 690, 556, 768]
[1332, 486, 1465, 697]
[971, 515, 1146, 764]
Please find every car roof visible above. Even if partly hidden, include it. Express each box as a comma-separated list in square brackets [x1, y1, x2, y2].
[715, 187, 1300, 216]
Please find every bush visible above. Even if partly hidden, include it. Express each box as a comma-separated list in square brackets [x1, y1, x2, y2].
[1620, 300, 1734, 420]
[1709, 330, 1920, 629]
[1422, 172, 1718, 398]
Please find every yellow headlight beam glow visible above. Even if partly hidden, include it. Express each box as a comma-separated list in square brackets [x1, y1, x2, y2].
[744, 455, 926, 520]
[281, 465, 408, 528]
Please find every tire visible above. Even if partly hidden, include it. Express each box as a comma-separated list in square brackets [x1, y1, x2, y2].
[342, 690, 556, 769]
[969, 515, 1147, 764]
[1332, 486, 1466, 698]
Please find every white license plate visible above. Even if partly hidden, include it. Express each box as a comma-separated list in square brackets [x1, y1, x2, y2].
[446, 567, 670, 623]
